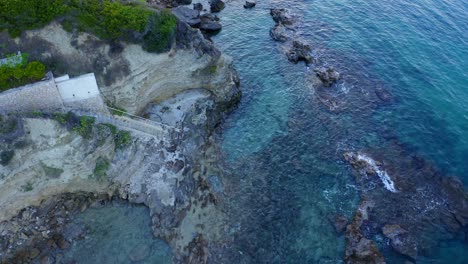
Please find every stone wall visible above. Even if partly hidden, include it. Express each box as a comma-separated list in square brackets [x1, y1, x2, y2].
[0, 73, 64, 113]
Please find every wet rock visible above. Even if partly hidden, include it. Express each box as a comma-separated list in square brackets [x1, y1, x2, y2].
[329, 215, 348, 234]
[345, 200, 386, 264]
[270, 24, 289, 42]
[200, 13, 222, 34]
[382, 224, 418, 259]
[129, 244, 151, 262]
[210, 0, 225, 13]
[286, 40, 315, 64]
[313, 66, 341, 86]
[172, 6, 201, 27]
[193, 3, 203, 11]
[244, 1, 256, 9]
[270, 8, 294, 25]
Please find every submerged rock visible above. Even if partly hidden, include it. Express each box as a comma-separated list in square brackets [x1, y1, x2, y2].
[313, 66, 341, 86]
[244, 1, 256, 9]
[382, 224, 418, 259]
[329, 215, 349, 234]
[129, 244, 151, 262]
[270, 8, 294, 25]
[345, 200, 386, 264]
[286, 40, 315, 64]
[210, 0, 225, 12]
[270, 23, 289, 42]
[375, 88, 392, 102]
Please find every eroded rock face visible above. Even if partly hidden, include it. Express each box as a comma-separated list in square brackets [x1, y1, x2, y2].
[172, 6, 201, 27]
[0, 22, 240, 115]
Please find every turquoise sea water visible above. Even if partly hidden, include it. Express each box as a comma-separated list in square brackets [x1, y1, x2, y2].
[212, 0, 468, 263]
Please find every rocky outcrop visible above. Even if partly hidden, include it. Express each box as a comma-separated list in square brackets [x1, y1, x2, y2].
[200, 14, 222, 33]
[210, 0, 225, 13]
[313, 66, 341, 86]
[0, 22, 240, 115]
[270, 24, 289, 42]
[193, 3, 203, 11]
[345, 200, 386, 264]
[172, 6, 201, 27]
[382, 224, 418, 260]
[244, 1, 256, 9]
[270, 8, 294, 25]
[286, 40, 315, 64]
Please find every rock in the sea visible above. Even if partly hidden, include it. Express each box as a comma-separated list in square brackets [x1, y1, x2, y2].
[313, 66, 340, 86]
[382, 224, 418, 259]
[270, 23, 289, 42]
[270, 8, 294, 25]
[244, 1, 256, 8]
[129, 244, 151, 262]
[193, 3, 203, 11]
[172, 6, 201, 27]
[286, 40, 315, 64]
[210, 0, 225, 12]
[345, 200, 386, 264]
[200, 13, 222, 34]
[375, 88, 392, 102]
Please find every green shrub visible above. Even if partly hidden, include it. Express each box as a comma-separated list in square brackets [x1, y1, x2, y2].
[73, 115, 95, 138]
[0, 57, 46, 91]
[93, 157, 109, 181]
[0, 150, 14, 166]
[21, 181, 34, 192]
[115, 130, 132, 149]
[0, 116, 17, 134]
[0, 0, 177, 53]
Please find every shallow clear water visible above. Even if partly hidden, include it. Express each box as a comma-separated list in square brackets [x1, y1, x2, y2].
[63, 204, 172, 264]
[212, 0, 468, 262]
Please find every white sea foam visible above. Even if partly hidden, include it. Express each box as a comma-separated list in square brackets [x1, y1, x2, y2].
[356, 154, 398, 193]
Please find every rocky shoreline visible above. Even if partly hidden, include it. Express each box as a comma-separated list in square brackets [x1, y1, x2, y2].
[0, 3, 240, 263]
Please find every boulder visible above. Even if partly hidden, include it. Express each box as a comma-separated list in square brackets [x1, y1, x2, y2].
[172, 6, 201, 27]
[270, 24, 289, 42]
[270, 8, 294, 25]
[193, 3, 203, 11]
[210, 0, 225, 12]
[244, 1, 256, 9]
[286, 40, 315, 64]
[200, 14, 222, 34]
[176, 0, 192, 5]
[382, 224, 418, 259]
[313, 66, 340, 86]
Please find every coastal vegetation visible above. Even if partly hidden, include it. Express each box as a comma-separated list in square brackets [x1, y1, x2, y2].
[0, 0, 177, 53]
[0, 53, 46, 91]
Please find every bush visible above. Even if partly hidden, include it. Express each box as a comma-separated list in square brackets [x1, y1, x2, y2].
[115, 130, 132, 149]
[0, 0, 177, 53]
[0, 116, 17, 134]
[93, 157, 109, 181]
[0, 56, 46, 91]
[73, 115, 95, 138]
[0, 150, 14, 166]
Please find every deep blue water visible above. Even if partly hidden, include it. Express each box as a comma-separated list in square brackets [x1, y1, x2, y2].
[212, 0, 468, 263]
